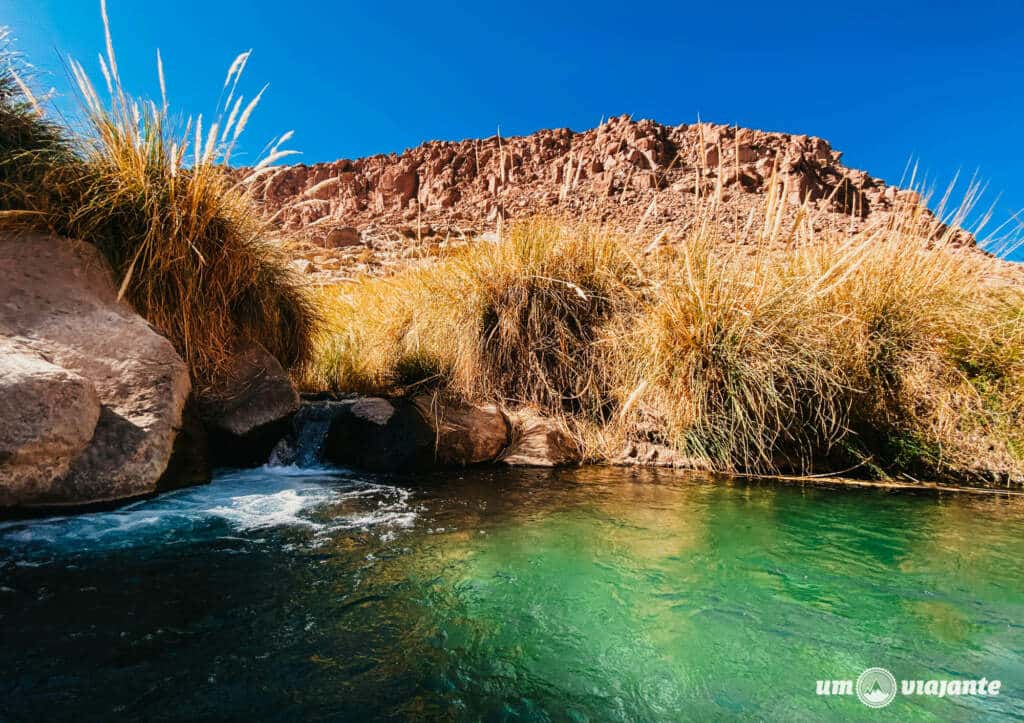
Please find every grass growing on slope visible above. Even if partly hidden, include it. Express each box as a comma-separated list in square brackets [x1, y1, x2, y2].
[305, 219, 644, 418]
[307, 200, 1024, 483]
[619, 205, 1024, 481]
[0, 16, 317, 389]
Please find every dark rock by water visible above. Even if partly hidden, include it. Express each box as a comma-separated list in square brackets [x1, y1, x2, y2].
[157, 397, 211, 492]
[324, 397, 436, 472]
[199, 341, 301, 468]
[278, 395, 568, 472]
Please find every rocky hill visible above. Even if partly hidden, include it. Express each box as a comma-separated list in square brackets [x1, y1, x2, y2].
[247, 115, 969, 279]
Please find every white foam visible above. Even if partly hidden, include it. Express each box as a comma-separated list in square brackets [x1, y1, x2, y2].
[206, 488, 335, 531]
[0, 467, 418, 556]
[345, 510, 419, 529]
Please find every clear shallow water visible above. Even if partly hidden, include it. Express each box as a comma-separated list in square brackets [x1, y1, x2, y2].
[1, 466, 1023, 721]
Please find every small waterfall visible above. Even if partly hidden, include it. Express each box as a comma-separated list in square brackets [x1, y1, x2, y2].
[267, 401, 338, 467]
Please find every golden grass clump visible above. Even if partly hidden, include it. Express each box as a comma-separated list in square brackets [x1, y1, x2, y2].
[0, 12, 317, 388]
[614, 235, 849, 472]
[305, 219, 644, 417]
[308, 199, 1024, 483]
[617, 202, 1024, 480]
[447, 220, 643, 414]
[0, 29, 74, 210]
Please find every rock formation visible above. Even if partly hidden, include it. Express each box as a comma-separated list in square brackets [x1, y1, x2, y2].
[267, 395, 575, 472]
[323, 397, 438, 471]
[500, 410, 579, 467]
[412, 394, 509, 465]
[245, 115, 967, 279]
[199, 340, 302, 467]
[0, 234, 191, 507]
[321, 396, 513, 472]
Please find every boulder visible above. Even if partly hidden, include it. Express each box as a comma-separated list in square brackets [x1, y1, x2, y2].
[324, 397, 434, 472]
[500, 410, 579, 467]
[0, 234, 192, 507]
[199, 341, 301, 467]
[322, 396, 511, 472]
[413, 395, 510, 465]
[324, 226, 361, 248]
[0, 339, 101, 501]
[157, 397, 210, 492]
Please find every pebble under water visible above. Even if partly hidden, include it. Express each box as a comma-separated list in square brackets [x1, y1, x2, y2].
[1, 465, 1023, 721]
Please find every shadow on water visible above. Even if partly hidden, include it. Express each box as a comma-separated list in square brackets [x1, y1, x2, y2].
[1, 465, 1022, 721]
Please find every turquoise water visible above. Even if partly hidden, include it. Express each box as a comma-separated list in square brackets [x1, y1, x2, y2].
[1, 466, 1022, 721]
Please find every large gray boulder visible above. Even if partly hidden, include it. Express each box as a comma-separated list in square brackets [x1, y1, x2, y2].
[0, 234, 191, 507]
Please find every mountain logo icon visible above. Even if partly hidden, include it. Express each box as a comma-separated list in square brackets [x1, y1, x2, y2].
[856, 667, 897, 708]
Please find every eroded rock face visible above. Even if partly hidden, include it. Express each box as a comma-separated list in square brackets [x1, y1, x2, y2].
[413, 395, 510, 465]
[500, 410, 579, 467]
[0, 234, 191, 507]
[243, 115, 974, 281]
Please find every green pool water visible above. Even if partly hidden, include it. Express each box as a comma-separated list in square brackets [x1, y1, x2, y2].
[1, 466, 1022, 721]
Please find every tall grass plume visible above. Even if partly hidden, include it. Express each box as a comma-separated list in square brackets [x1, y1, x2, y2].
[0, 12, 317, 389]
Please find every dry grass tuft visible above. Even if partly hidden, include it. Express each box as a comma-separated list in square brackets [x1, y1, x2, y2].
[618, 209, 1024, 480]
[0, 16, 317, 388]
[307, 198, 1024, 483]
[0, 29, 73, 210]
[305, 219, 643, 414]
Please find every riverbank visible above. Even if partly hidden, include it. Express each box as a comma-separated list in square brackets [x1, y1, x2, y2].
[300, 213, 1024, 487]
[3, 22, 1024, 509]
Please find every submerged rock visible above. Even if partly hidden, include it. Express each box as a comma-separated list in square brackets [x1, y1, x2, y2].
[0, 234, 191, 507]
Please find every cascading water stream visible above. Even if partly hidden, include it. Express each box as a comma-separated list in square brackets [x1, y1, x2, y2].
[266, 401, 339, 468]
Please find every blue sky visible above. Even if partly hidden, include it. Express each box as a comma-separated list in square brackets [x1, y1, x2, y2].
[5, 0, 1024, 246]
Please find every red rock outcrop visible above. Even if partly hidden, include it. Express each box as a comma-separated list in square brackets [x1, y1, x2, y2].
[245, 115, 970, 278]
